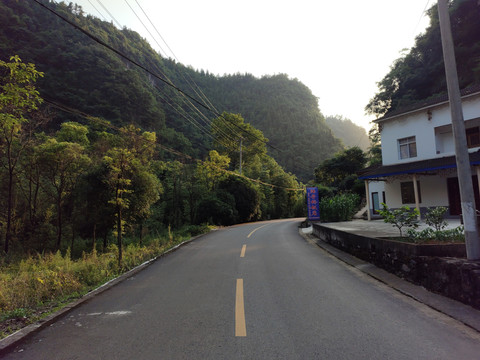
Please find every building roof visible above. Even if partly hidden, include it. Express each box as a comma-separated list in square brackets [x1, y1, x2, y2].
[374, 84, 480, 123]
[358, 150, 480, 180]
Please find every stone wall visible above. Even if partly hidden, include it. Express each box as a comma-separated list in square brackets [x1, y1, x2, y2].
[312, 223, 480, 309]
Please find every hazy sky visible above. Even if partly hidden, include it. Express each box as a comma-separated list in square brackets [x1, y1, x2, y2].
[72, 0, 432, 131]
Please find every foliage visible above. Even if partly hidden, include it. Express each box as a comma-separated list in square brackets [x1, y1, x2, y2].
[378, 203, 420, 237]
[424, 206, 448, 231]
[0, 227, 209, 338]
[0, 55, 43, 253]
[196, 150, 230, 191]
[406, 226, 464, 244]
[0, 0, 343, 181]
[196, 192, 237, 226]
[367, 124, 382, 166]
[366, 0, 480, 117]
[0, 13, 311, 341]
[319, 193, 360, 222]
[325, 115, 370, 151]
[0, 8, 309, 259]
[219, 175, 261, 223]
[314, 147, 367, 195]
[36, 134, 91, 250]
[211, 112, 267, 172]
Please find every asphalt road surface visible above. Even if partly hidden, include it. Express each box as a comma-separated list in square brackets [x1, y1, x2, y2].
[3, 219, 480, 359]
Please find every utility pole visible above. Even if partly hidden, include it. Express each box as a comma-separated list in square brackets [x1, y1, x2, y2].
[239, 138, 243, 175]
[438, 0, 480, 260]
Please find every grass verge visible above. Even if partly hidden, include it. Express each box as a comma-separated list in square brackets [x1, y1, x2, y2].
[0, 225, 211, 339]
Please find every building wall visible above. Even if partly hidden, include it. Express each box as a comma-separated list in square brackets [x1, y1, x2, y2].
[366, 93, 480, 217]
[380, 94, 480, 166]
[383, 175, 450, 210]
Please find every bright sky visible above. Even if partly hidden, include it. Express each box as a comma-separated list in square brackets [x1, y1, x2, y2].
[72, 0, 432, 131]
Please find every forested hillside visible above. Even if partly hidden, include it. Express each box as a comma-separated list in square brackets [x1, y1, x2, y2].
[0, 0, 314, 257]
[325, 116, 369, 151]
[366, 0, 480, 117]
[0, 0, 343, 181]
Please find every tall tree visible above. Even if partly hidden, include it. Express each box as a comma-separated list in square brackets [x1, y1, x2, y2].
[36, 128, 91, 250]
[211, 112, 267, 172]
[104, 147, 134, 266]
[315, 147, 367, 190]
[196, 150, 230, 191]
[103, 126, 161, 264]
[367, 124, 382, 166]
[0, 55, 43, 253]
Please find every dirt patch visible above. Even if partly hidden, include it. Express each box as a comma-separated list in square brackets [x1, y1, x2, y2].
[0, 302, 63, 339]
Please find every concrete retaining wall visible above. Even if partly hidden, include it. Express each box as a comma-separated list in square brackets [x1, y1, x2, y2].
[312, 223, 480, 309]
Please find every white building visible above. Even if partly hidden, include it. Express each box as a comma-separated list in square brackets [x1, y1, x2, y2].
[359, 85, 480, 219]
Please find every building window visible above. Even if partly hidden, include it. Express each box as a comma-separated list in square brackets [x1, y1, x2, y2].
[466, 127, 480, 148]
[401, 181, 421, 204]
[398, 136, 417, 159]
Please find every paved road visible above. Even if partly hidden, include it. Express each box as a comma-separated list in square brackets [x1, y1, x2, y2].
[3, 219, 480, 359]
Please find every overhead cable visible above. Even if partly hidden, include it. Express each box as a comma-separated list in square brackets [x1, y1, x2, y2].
[33, 0, 279, 151]
[94, 0, 122, 28]
[122, 0, 239, 144]
[42, 97, 304, 191]
[86, 0, 107, 21]
[132, 0, 222, 116]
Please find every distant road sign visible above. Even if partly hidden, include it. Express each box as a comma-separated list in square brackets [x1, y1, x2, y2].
[307, 187, 320, 221]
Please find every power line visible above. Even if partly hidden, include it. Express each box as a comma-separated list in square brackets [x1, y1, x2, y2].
[94, 0, 122, 28]
[42, 97, 304, 191]
[122, 0, 240, 144]
[86, 0, 107, 21]
[34, 0, 279, 151]
[412, 0, 431, 39]
[123, 0, 168, 57]
[132, 0, 220, 114]
[58, 0, 238, 148]
[50, 0, 235, 150]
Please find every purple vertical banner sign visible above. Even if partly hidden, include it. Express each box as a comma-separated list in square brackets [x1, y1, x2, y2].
[306, 187, 320, 221]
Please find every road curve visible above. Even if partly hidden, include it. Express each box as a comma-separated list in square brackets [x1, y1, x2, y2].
[3, 219, 480, 359]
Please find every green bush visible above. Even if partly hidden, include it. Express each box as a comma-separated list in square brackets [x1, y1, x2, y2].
[319, 193, 360, 222]
[406, 226, 464, 243]
[378, 204, 419, 237]
[424, 206, 448, 231]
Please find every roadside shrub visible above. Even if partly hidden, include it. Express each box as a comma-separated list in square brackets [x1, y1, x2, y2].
[0, 251, 84, 311]
[176, 224, 212, 238]
[378, 204, 420, 237]
[319, 193, 360, 222]
[406, 226, 464, 243]
[0, 225, 211, 337]
[424, 206, 448, 231]
[316, 184, 335, 199]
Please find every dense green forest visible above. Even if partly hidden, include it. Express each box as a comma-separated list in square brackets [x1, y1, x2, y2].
[366, 0, 480, 117]
[325, 116, 369, 151]
[0, 54, 305, 257]
[0, 0, 312, 257]
[0, 0, 343, 181]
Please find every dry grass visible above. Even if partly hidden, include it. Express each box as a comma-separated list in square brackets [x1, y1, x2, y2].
[0, 227, 211, 339]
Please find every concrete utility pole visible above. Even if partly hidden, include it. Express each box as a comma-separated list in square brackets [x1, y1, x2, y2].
[438, 0, 480, 260]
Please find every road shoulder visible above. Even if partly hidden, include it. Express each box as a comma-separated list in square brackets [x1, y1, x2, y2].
[299, 226, 480, 333]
